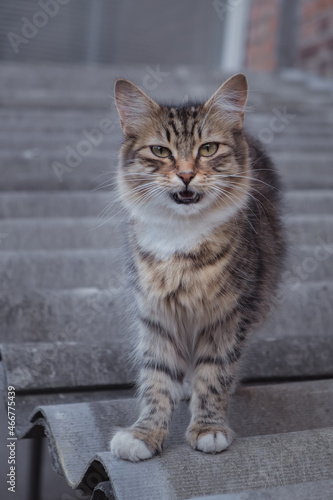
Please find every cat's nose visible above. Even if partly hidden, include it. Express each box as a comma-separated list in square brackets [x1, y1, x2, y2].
[177, 171, 196, 186]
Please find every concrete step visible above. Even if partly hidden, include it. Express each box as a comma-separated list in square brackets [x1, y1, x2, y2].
[1, 282, 332, 355]
[0, 80, 332, 117]
[0, 65, 332, 122]
[0, 154, 112, 191]
[2, 110, 333, 134]
[271, 152, 333, 189]
[0, 131, 122, 151]
[0, 217, 124, 250]
[0, 244, 332, 291]
[0, 250, 120, 290]
[1, 132, 332, 153]
[0, 190, 332, 219]
[0, 191, 111, 218]
[266, 138, 333, 152]
[286, 215, 333, 245]
[2, 348, 332, 417]
[0, 110, 107, 131]
[1, 285, 332, 392]
[0, 287, 126, 343]
[0, 215, 331, 250]
[2, 62, 332, 94]
[285, 190, 333, 215]
[0, 107, 332, 130]
[247, 116, 333, 132]
[1, 87, 332, 115]
[1, 152, 333, 191]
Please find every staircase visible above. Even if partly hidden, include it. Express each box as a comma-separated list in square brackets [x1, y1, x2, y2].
[1, 63, 333, 500]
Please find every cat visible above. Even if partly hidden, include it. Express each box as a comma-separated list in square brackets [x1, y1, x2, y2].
[110, 74, 284, 462]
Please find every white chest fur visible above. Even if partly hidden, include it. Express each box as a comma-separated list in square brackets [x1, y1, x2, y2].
[133, 204, 240, 260]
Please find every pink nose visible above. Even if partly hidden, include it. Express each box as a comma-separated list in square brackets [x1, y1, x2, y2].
[177, 171, 196, 186]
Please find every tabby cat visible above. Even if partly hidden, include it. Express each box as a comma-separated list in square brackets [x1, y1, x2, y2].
[110, 74, 284, 462]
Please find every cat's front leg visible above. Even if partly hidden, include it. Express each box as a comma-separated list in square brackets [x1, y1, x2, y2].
[186, 357, 236, 453]
[186, 327, 242, 453]
[110, 323, 186, 461]
[110, 365, 184, 461]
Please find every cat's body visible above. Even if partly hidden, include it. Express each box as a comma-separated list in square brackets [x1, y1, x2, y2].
[110, 75, 284, 461]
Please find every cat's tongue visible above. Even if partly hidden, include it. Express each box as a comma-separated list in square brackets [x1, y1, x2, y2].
[179, 190, 194, 199]
[173, 190, 200, 204]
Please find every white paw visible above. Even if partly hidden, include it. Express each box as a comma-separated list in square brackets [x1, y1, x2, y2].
[196, 432, 229, 453]
[110, 430, 153, 462]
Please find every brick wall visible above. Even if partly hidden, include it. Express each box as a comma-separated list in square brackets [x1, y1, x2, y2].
[299, 0, 333, 77]
[246, 0, 333, 78]
[245, 0, 281, 72]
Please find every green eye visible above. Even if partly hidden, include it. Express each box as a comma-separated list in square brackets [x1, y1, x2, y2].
[199, 142, 218, 157]
[151, 146, 171, 158]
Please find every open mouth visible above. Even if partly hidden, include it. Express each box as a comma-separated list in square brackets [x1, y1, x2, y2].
[172, 190, 201, 205]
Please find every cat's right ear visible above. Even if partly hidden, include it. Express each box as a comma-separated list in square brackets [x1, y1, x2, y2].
[114, 79, 159, 137]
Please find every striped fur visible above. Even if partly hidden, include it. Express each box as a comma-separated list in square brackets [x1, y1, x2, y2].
[110, 75, 285, 461]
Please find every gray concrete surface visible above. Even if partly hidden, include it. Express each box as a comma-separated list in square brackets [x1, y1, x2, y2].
[0, 190, 332, 218]
[0, 244, 332, 291]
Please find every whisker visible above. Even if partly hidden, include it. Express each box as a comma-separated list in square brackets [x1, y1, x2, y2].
[224, 180, 276, 210]
[215, 181, 268, 214]
[91, 186, 164, 230]
[212, 173, 277, 191]
[208, 184, 259, 226]
[93, 180, 118, 191]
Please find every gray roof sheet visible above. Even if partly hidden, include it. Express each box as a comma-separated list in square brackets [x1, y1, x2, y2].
[16, 380, 333, 497]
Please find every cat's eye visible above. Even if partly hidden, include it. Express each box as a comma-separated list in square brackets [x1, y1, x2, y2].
[151, 146, 172, 158]
[199, 142, 219, 157]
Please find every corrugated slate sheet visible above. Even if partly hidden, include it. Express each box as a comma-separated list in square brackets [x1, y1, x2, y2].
[20, 390, 333, 498]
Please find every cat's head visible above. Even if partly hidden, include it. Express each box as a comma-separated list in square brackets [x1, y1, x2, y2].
[114, 74, 250, 222]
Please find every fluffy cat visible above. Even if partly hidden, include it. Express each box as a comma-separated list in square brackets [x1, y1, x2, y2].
[110, 74, 284, 462]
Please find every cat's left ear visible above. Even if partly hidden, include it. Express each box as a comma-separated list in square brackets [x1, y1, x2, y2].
[204, 74, 248, 129]
[114, 79, 159, 137]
